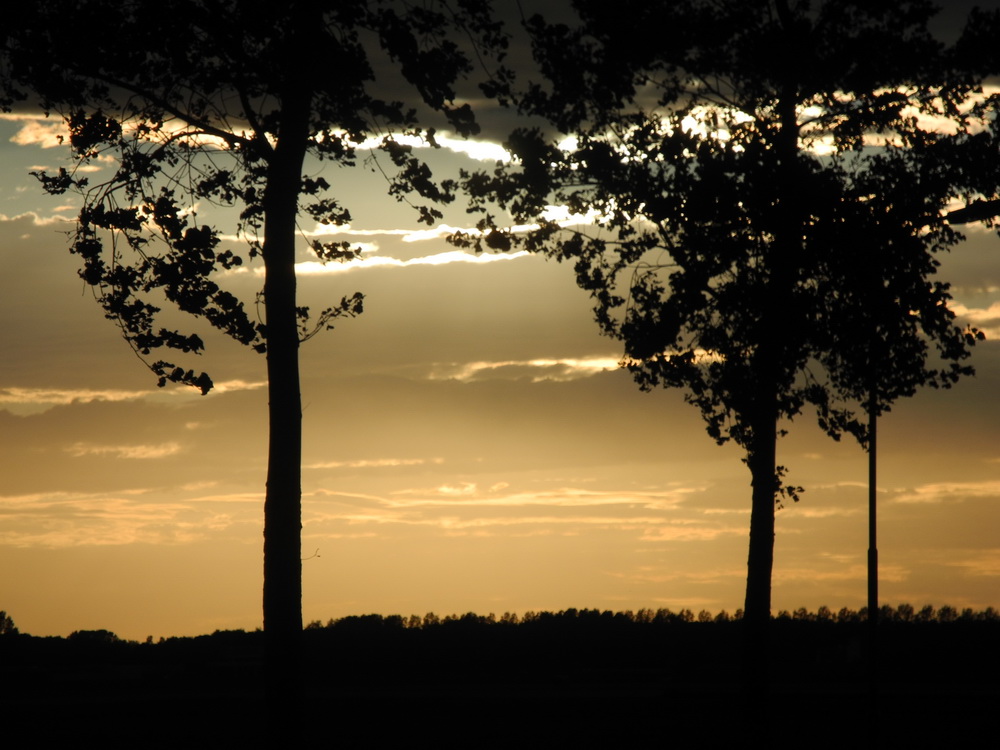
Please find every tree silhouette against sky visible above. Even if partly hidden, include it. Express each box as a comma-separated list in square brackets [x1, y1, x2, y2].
[3, 0, 507, 724]
[460, 0, 1000, 691]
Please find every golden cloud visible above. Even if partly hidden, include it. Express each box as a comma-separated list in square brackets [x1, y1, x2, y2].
[65, 442, 183, 459]
[0, 490, 248, 548]
[426, 356, 624, 383]
[305, 457, 441, 469]
[893, 480, 1000, 504]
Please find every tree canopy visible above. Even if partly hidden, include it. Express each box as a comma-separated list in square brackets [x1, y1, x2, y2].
[7, 0, 505, 393]
[460, 0, 1000, 631]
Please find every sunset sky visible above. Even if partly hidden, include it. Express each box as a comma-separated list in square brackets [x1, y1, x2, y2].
[4, 4, 1000, 641]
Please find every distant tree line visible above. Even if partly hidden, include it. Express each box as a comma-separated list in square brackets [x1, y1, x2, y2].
[4, 603, 998, 645]
[307, 603, 1000, 631]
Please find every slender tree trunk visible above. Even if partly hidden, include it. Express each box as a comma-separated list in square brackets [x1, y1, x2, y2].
[740, 378, 779, 739]
[261, 82, 311, 725]
[743, 396, 778, 682]
[744, 412, 778, 625]
[262, 165, 304, 632]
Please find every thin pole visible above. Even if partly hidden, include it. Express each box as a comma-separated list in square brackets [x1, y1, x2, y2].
[867, 386, 878, 625]
[866, 373, 879, 739]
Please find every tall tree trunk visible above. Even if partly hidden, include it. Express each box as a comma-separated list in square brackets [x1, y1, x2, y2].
[261, 83, 311, 725]
[742, 44, 801, 626]
[739, 47, 800, 717]
[741, 385, 779, 739]
[741, 85, 793, 664]
[743, 399, 778, 676]
[744, 410, 777, 625]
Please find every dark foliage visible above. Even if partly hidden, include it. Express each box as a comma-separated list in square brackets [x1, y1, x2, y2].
[0, 610, 17, 636]
[459, 0, 1000, 628]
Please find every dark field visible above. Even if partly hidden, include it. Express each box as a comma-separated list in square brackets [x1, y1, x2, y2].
[3, 609, 997, 745]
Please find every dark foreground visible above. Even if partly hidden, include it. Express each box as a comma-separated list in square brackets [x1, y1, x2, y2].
[3, 610, 997, 745]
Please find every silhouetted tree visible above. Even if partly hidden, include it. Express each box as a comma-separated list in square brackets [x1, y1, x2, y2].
[3, 0, 506, 719]
[67, 628, 121, 645]
[460, 0, 999, 684]
[0, 610, 17, 636]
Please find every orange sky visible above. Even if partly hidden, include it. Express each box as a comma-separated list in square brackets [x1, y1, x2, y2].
[3, 100, 1000, 641]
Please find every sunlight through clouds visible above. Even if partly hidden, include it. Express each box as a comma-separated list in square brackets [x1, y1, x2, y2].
[0, 380, 265, 415]
[65, 442, 182, 459]
[426, 356, 624, 382]
[425, 349, 720, 384]
[289, 250, 531, 275]
[950, 301, 1000, 338]
[0, 386, 150, 414]
[305, 457, 443, 470]
[0, 210, 74, 226]
[3, 113, 67, 148]
[4, 111, 238, 153]
[305, 205, 597, 245]
[304, 222, 494, 244]
[205, 379, 267, 394]
[350, 131, 511, 162]
[0, 386, 146, 405]
[430, 133, 511, 162]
